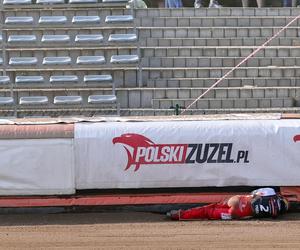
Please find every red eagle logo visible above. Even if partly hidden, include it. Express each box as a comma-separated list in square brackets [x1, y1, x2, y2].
[294, 135, 300, 143]
[113, 133, 154, 171]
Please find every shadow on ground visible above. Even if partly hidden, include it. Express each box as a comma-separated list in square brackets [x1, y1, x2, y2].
[0, 211, 299, 227]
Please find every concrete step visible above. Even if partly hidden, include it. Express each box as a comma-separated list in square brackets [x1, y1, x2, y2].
[120, 107, 300, 116]
[141, 46, 300, 58]
[141, 56, 300, 68]
[8, 67, 295, 88]
[2, 7, 130, 15]
[3, 27, 134, 42]
[2, 2, 128, 10]
[0, 107, 120, 118]
[147, 77, 298, 88]
[5, 38, 137, 48]
[6, 48, 138, 66]
[142, 66, 300, 81]
[115, 87, 300, 108]
[3, 68, 139, 87]
[152, 97, 295, 109]
[138, 27, 299, 39]
[2, 86, 298, 110]
[137, 16, 300, 28]
[135, 8, 300, 18]
[4, 106, 300, 117]
[9, 87, 115, 96]
[140, 37, 297, 47]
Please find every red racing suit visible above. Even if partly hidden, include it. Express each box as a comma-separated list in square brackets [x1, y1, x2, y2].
[178, 195, 253, 220]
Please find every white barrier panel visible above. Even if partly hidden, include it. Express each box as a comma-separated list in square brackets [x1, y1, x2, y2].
[0, 139, 74, 195]
[74, 120, 300, 189]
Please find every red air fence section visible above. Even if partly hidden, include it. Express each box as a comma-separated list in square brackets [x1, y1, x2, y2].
[0, 193, 240, 207]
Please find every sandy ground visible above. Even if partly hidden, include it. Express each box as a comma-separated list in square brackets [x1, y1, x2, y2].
[0, 212, 299, 249]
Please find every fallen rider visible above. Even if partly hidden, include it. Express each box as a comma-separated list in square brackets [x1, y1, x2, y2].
[166, 188, 289, 220]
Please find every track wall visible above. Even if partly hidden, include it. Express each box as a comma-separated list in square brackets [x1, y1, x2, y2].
[0, 117, 299, 195]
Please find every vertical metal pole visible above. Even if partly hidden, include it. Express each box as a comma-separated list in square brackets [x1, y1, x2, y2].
[0, 4, 14, 116]
[130, 2, 142, 87]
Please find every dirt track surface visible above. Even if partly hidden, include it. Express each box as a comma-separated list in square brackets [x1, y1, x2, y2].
[0, 212, 300, 249]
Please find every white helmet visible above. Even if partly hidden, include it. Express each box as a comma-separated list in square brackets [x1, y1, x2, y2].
[251, 187, 276, 197]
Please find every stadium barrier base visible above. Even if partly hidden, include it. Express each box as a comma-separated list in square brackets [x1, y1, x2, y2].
[0, 114, 299, 210]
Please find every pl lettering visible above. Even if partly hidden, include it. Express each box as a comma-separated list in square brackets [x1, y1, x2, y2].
[236, 150, 249, 163]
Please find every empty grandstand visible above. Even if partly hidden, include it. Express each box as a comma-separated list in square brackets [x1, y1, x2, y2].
[0, 0, 139, 117]
[1, 2, 300, 117]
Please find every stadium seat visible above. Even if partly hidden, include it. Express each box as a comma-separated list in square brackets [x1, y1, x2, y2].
[8, 35, 37, 43]
[50, 75, 78, 83]
[102, 0, 128, 2]
[108, 34, 137, 43]
[0, 97, 14, 105]
[9, 57, 38, 66]
[88, 95, 117, 104]
[41, 35, 70, 43]
[19, 96, 48, 105]
[15, 76, 44, 84]
[36, 0, 65, 3]
[68, 0, 98, 3]
[54, 96, 82, 104]
[110, 55, 139, 64]
[75, 34, 103, 43]
[5, 17, 34, 25]
[42, 57, 71, 65]
[3, 0, 31, 4]
[1, 0, 135, 117]
[0, 76, 10, 85]
[39, 16, 67, 25]
[72, 16, 100, 24]
[105, 15, 133, 23]
[84, 74, 112, 83]
[76, 56, 105, 65]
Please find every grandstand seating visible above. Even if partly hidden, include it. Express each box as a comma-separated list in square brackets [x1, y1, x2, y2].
[72, 16, 100, 24]
[8, 35, 37, 43]
[9, 57, 38, 66]
[54, 96, 83, 105]
[0, 0, 139, 117]
[0, 76, 10, 85]
[50, 75, 78, 84]
[1, 5, 300, 117]
[0, 97, 14, 105]
[19, 96, 49, 105]
[39, 16, 68, 25]
[75, 34, 104, 43]
[5, 17, 34, 24]
[16, 76, 44, 84]
[36, 0, 65, 3]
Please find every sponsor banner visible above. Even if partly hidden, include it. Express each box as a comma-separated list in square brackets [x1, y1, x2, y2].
[0, 139, 74, 195]
[74, 120, 300, 189]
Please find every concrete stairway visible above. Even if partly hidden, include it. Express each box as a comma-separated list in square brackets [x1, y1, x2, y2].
[116, 7, 300, 116]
